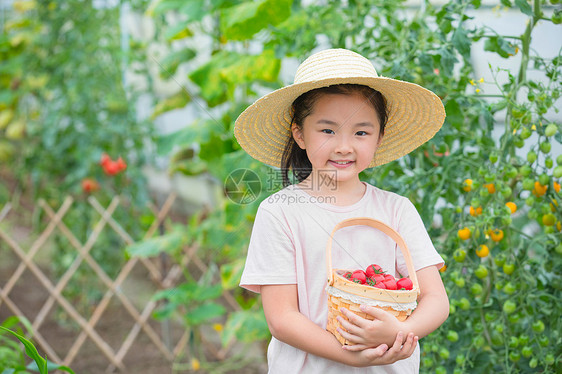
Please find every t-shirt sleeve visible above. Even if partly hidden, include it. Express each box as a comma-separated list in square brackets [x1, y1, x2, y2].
[239, 204, 297, 293]
[395, 197, 444, 277]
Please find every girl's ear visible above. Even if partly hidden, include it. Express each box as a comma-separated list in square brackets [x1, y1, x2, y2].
[292, 123, 306, 150]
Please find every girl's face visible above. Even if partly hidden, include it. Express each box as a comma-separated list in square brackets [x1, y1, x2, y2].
[292, 93, 383, 186]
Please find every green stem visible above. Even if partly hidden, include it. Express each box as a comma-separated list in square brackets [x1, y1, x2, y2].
[480, 308, 492, 346]
[517, 0, 541, 85]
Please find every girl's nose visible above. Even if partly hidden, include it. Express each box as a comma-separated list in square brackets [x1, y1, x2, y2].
[334, 135, 353, 154]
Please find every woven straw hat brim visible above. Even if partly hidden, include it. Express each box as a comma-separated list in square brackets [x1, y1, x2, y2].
[235, 75, 445, 169]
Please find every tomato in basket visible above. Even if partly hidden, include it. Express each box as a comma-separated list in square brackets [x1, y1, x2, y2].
[383, 276, 398, 290]
[351, 270, 367, 284]
[342, 264, 414, 291]
[370, 273, 385, 284]
[397, 277, 414, 290]
[366, 263, 384, 278]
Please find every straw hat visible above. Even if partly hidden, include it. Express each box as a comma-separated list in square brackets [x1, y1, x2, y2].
[234, 48, 445, 168]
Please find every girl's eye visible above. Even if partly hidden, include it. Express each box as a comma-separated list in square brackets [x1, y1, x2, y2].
[356, 131, 368, 136]
[321, 129, 335, 134]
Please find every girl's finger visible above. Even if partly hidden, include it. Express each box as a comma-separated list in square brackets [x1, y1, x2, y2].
[359, 305, 392, 321]
[364, 344, 389, 360]
[401, 333, 418, 357]
[340, 307, 369, 329]
[336, 315, 363, 336]
[336, 326, 363, 344]
[342, 343, 369, 352]
[393, 333, 417, 361]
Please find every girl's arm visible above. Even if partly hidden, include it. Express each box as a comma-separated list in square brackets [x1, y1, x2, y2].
[337, 265, 449, 350]
[260, 284, 418, 367]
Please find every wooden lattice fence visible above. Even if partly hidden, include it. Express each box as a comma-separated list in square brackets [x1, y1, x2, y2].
[0, 194, 246, 372]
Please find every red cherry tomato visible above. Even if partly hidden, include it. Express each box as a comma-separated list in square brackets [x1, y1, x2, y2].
[366, 264, 384, 278]
[396, 277, 414, 290]
[351, 270, 367, 284]
[383, 278, 397, 290]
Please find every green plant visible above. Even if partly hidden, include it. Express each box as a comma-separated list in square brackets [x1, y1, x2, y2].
[126, 223, 270, 371]
[1, 0, 159, 315]
[1, 1, 154, 204]
[0, 317, 74, 374]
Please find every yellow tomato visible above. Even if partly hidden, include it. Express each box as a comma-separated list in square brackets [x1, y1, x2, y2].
[533, 181, 548, 197]
[485, 183, 496, 194]
[476, 244, 490, 258]
[505, 202, 517, 214]
[458, 227, 472, 241]
[490, 229, 504, 242]
[470, 206, 483, 216]
[542, 214, 556, 226]
[463, 179, 473, 192]
[554, 181, 561, 193]
[440, 264, 447, 273]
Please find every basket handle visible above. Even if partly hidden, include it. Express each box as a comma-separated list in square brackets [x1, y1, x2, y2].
[326, 217, 420, 293]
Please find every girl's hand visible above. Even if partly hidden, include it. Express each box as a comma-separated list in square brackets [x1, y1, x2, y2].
[336, 305, 406, 348]
[350, 331, 418, 367]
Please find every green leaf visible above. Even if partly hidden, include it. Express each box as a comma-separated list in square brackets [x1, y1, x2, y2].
[188, 51, 238, 106]
[179, 1, 207, 22]
[444, 99, 463, 129]
[164, 23, 193, 42]
[221, 309, 270, 347]
[220, 259, 245, 290]
[126, 228, 184, 258]
[417, 53, 434, 73]
[189, 50, 281, 107]
[148, 0, 186, 16]
[1, 316, 32, 334]
[194, 284, 224, 301]
[514, 0, 532, 15]
[169, 158, 208, 176]
[220, 49, 281, 85]
[220, 0, 292, 41]
[159, 47, 196, 76]
[210, 0, 243, 9]
[452, 27, 471, 57]
[153, 282, 223, 303]
[437, 47, 457, 76]
[156, 119, 216, 155]
[152, 301, 177, 320]
[28, 360, 75, 373]
[199, 132, 234, 162]
[151, 90, 191, 120]
[185, 303, 226, 325]
[0, 327, 48, 374]
[484, 36, 516, 58]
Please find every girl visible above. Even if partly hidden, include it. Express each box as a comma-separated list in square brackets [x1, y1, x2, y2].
[235, 49, 449, 373]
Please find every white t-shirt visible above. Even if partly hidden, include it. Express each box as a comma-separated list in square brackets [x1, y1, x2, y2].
[240, 182, 444, 373]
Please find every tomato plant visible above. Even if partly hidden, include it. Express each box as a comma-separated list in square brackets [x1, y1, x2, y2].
[1, 0, 158, 317]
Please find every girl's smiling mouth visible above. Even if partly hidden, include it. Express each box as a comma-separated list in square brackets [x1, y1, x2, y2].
[329, 160, 354, 168]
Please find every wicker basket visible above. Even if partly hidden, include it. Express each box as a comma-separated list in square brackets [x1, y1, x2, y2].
[325, 217, 420, 345]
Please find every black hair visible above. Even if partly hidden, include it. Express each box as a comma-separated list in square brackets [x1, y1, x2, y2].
[280, 84, 388, 187]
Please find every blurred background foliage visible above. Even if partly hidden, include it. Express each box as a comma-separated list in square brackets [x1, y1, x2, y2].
[1, 0, 561, 372]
